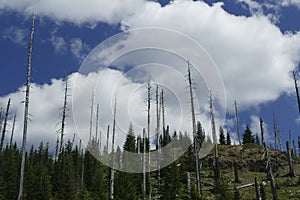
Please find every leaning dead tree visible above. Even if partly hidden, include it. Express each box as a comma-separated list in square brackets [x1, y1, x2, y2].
[272, 113, 278, 150]
[109, 97, 117, 200]
[254, 177, 260, 200]
[18, 13, 35, 200]
[187, 62, 201, 196]
[210, 92, 220, 184]
[292, 71, 300, 114]
[234, 100, 241, 145]
[59, 78, 69, 154]
[10, 113, 16, 147]
[0, 98, 10, 150]
[260, 118, 278, 200]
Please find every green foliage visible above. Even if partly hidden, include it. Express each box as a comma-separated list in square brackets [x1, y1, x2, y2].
[219, 126, 226, 145]
[243, 125, 255, 144]
[226, 130, 231, 145]
[233, 186, 240, 200]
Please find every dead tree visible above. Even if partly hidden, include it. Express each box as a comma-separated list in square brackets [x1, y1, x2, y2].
[10, 113, 16, 146]
[109, 97, 117, 200]
[210, 92, 220, 184]
[272, 113, 278, 150]
[59, 78, 69, 154]
[234, 160, 240, 183]
[95, 104, 100, 150]
[260, 118, 278, 200]
[55, 136, 59, 160]
[298, 136, 300, 157]
[104, 125, 110, 154]
[254, 177, 260, 200]
[187, 172, 191, 196]
[161, 89, 166, 133]
[292, 71, 300, 114]
[89, 93, 94, 141]
[143, 128, 146, 200]
[187, 62, 201, 196]
[286, 141, 295, 177]
[292, 140, 296, 156]
[0, 98, 11, 150]
[277, 129, 283, 152]
[18, 13, 35, 200]
[155, 85, 161, 192]
[234, 100, 241, 145]
[146, 80, 152, 200]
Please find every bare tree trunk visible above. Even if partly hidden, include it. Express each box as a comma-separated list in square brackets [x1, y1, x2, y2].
[0, 98, 10, 150]
[210, 92, 220, 184]
[55, 136, 59, 160]
[234, 160, 240, 183]
[161, 89, 165, 133]
[59, 78, 68, 154]
[95, 104, 99, 141]
[18, 13, 35, 200]
[89, 93, 94, 141]
[155, 85, 161, 195]
[286, 141, 295, 177]
[187, 62, 201, 196]
[187, 172, 191, 196]
[260, 118, 278, 200]
[147, 80, 152, 200]
[293, 71, 300, 114]
[278, 129, 283, 151]
[143, 128, 146, 200]
[109, 97, 117, 200]
[10, 113, 16, 147]
[234, 100, 241, 145]
[254, 177, 260, 200]
[298, 136, 300, 157]
[273, 113, 278, 150]
[105, 125, 110, 154]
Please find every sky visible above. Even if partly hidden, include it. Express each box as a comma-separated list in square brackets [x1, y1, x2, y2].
[0, 0, 300, 155]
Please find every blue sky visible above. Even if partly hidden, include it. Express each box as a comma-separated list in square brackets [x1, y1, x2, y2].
[0, 0, 300, 151]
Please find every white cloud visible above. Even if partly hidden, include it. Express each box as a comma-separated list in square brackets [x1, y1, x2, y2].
[121, 0, 300, 113]
[70, 38, 89, 60]
[281, 0, 300, 8]
[2, 26, 27, 45]
[0, 0, 147, 25]
[50, 35, 67, 53]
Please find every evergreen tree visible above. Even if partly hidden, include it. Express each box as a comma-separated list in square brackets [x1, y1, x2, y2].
[219, 126, 226, 145]
[233, 186, 240, 200]
[226, 131, 231, 145]
[242, 125, 254, 144]
[255, 133, 260, 145]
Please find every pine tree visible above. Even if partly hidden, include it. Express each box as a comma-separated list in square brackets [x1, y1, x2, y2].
[255, 133, 260, 145]
[219, 126, 226, 145]
[243, 125, 254, 144]
[226, 131, 231, 145]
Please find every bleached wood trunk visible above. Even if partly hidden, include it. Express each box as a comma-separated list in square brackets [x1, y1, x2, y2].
[89, 93, 94, 141]
[155, 85, 161, 192]
[0, 98, 10, 150]
[147, 80, 152, 200]
[59, 79, 68, 153]
[210, 93, 220, 184]
[234, 100, 241, 145]
[286, 141, 295, 177]
[109, 97, 117, 200]
[95, 104, 99, 142]
[260, 118, 278, 200]
[187, 172, 191, 196]
[293, 71, 300, 114]
[161, 89, 165, 133]
[18, 13, 35, 200]
[254, 177, 260, 200]
[187, 62, 201, 196]
[105, 125, 110, 154]
[10, 113, 16, 146]
[143, 128, 146, 200]
[273, 113, 278, 150]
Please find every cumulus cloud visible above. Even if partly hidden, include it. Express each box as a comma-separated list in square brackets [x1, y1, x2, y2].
[2, 26, 27, 45]
[0, 0, 147, 25]
[281, 0, 300, 8]
[50, 35, 67, 53]
[121, 0, 300, 112]
[70, 38, 90, 60]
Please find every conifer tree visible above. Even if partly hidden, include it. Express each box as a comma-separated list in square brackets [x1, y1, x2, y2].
[219, 126, 226, 145]
[243, 125, 254, 144]
[226, 131, 231, 145]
